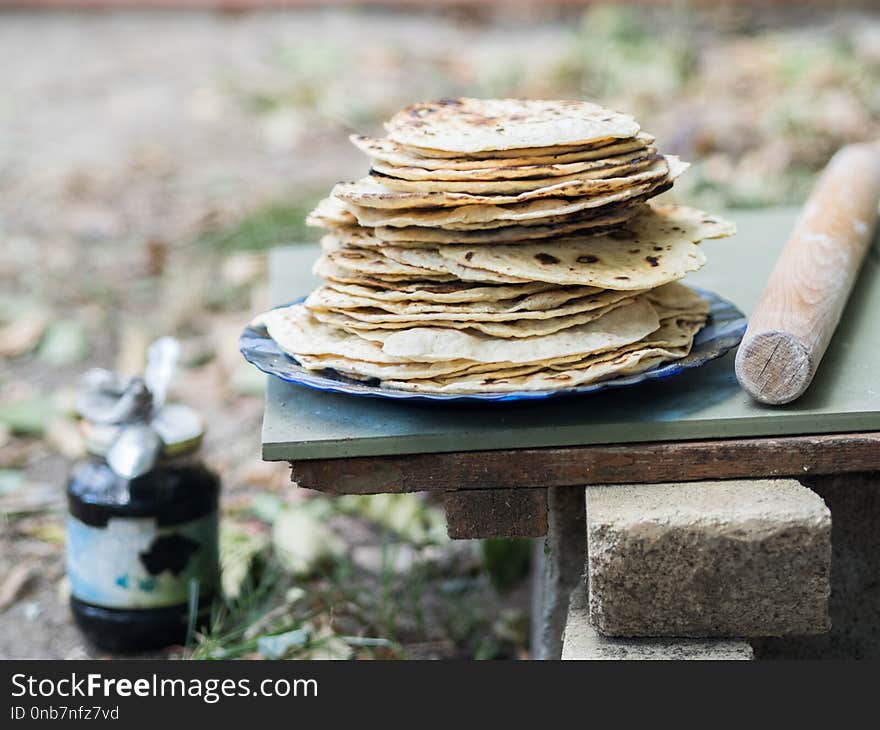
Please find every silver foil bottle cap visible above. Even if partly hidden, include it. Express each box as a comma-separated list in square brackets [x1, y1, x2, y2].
[77, 337, 203, 478]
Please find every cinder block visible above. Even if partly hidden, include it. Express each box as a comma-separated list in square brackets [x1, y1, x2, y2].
[586, 479, 831, 637]
[753, 473, 880, 659]
[531, 487, 586, 659]
[562, 588, 753, 660]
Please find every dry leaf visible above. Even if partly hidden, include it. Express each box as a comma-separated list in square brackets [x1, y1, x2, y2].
[38, 320, 88, 366]
[272, 507, 343, 576]
[0, 562, 36, 612]
[0, 309, 49, 358]
[45, 417, 86, 459]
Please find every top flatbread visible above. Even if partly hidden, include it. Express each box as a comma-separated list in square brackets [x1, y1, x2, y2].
[385, 98, 640, 153]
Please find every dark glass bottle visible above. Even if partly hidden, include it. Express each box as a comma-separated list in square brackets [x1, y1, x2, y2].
[66, 418, 219, 653]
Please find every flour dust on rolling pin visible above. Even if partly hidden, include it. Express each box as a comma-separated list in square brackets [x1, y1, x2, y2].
[735, 143, 880, 405]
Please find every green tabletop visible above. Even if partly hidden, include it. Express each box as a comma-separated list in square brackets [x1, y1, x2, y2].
[260, 208, 880, 461]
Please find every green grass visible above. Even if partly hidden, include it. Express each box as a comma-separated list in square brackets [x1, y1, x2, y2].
[188, 495, 533, 660]
[195, 198, 322, 254]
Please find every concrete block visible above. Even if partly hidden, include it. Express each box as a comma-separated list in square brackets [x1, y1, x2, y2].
[562, 588, 753, 660]
[586, 479, 831, 637]
[531, 487, 585, 659]
[753, 473, 880, 659]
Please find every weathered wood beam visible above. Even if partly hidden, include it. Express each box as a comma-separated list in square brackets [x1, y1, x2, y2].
[290, 432, 880, 494]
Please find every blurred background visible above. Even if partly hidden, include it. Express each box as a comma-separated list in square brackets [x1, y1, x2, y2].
[1, 1, 879, 659]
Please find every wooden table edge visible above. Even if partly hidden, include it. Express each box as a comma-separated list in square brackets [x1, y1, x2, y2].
[285, 431, 880, 494]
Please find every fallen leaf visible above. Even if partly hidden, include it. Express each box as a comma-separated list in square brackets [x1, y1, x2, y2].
[0, 439, 32, 469]
[306, 626, 352, 660]
[45, 417, 86, 459]
[221, 252, 266, 287]
[219, 521, 269, 600]
[272, 507, 343, 576]
[0, 308, 50, 358]
[351, 543, 417, 575]
[285, 586, 306, 604]
[0, 469, 25, 495]
[0, 562, 36, 612]
[115, 321, 150, 377]
[24, 520, 66, 545]
[338, 493, 447, 545]
[38, 320, 89, 366]
[145, 239, 169, 277]
[257, 627, 309, 659]
[56, 576, 70, 603]
[0, 482, 63, 515]
[342, 636, 392, 648]
[0, 396, 58, 436]
[493, 608, 530, 648]
[250, 493, 284, 523]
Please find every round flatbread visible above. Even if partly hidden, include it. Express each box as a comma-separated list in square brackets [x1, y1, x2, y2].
[294, 353, 479, 381]
[371, 204, 643, 244]
[314, 257, 514, 291]
[306, 286, 634, 322]
[375, 298, 660, 364]
[306, 196, 356, 228]
[253, 304, 398, 363]
[312, 296, 636, 339]
[309, 283, 605, 314]
[350, 133, 654, 170]
[369, 148, 655, 183]
[432, 204, 734, 289]
[334, 156, 671, 209]
[384, 98, 639, 153]
[381, 312, 707, 393]
[380, 246, 530, 284]
[370, 155, 657, 194]
[346, 171, 680, 229]
[324, 280, 556, 304]
[323, 248, 455, 280]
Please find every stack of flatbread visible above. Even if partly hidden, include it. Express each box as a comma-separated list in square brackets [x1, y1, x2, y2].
[256, 98, 735, 395]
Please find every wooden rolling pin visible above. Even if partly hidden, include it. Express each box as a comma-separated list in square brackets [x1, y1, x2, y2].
[735, 143, 880, 405]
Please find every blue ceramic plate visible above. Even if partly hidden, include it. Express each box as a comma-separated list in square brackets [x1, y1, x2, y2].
[240, 287, 746, 403]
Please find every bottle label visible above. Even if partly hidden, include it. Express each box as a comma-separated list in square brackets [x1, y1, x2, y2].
[66, 512, 219, 610]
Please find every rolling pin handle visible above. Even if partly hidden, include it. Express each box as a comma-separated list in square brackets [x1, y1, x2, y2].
[734, 330, 812, 405]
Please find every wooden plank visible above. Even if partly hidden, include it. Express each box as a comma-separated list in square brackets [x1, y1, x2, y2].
[444, 488, 547, 539]
[291, 431, 880, 494]
[262, 209, 880, 462]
